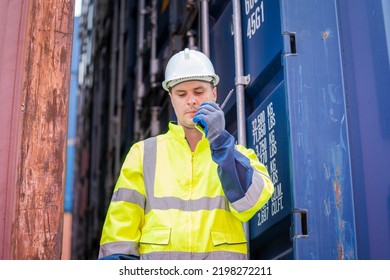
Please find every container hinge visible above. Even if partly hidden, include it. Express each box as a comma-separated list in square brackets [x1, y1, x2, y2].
[290, 209, 308, 239]
[283, 31, 297, 56]
[235, 74, 250, 87]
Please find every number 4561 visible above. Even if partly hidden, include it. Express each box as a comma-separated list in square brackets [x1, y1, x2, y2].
[246, 0, 264, 39]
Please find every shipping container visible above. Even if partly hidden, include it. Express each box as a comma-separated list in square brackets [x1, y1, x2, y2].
[70, 0, 390, 260]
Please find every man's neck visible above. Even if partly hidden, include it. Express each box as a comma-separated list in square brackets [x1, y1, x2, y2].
[182, 126, 203, 152]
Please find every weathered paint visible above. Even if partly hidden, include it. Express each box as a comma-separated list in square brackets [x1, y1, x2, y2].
[6, 0, 75, 260]
[280, 0, 357, 259]
[0, 0, 29, 260]
[337, 0, 390, 260]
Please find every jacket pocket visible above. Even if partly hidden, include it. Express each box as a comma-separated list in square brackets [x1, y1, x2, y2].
[140, 228, 171, 245]
[210, 230, 247, 246]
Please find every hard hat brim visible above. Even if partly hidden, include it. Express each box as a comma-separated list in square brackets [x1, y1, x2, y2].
[162, 75, 219, 92]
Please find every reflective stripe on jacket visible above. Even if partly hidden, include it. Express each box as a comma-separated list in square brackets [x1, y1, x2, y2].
[99, 122, 274, 260]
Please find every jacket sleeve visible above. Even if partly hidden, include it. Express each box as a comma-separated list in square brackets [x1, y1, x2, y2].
[98, 253, 140, 260]
[98, 142, 146, 259]
[210, 130, 274, 222]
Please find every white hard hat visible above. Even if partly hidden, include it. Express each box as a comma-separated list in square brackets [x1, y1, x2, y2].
[162, 48, 220, 92]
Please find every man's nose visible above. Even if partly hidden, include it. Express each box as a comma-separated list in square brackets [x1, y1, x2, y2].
[188, 95, 196, 105]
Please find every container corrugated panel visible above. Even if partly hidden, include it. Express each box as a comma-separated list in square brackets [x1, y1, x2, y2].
[210, 2, 236, 128]
[280, 0, 357, 259]
[246, 81, 293, 259]
[336, 0, 390, 260]
[65, 16, 80, 213]
[242, 0, 283, 94]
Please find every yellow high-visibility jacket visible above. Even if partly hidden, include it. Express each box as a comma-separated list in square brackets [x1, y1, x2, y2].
[99, 122, 274, 260]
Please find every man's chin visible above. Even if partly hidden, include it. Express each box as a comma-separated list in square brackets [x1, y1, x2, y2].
[180, 121, 196, 130]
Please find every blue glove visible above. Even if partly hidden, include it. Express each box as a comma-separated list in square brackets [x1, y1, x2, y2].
[193, 102, 225, 144]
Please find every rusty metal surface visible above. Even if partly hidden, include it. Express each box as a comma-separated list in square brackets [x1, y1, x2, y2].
[0, 0, 29, 260]
[7, 0, 74, 260]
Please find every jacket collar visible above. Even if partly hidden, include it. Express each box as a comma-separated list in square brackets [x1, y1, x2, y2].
[167, 122, 207, 145]
[167, 122, 186, 140]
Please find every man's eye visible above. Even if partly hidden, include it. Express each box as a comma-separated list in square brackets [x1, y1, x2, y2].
[195, 91, 204, 95]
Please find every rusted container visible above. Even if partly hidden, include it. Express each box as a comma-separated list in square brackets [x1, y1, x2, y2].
[0, 0, 74, 260]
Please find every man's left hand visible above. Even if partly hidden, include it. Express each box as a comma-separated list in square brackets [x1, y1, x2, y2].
[193, 102, 225, 144]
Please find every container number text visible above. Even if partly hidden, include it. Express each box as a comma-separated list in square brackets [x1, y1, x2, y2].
[245, 0, 264, 39]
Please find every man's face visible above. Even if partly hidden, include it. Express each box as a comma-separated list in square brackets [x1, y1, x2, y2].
[169, 80, 217, 129]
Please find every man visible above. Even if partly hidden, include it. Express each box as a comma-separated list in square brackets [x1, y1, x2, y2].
[98, 48, 274, 260]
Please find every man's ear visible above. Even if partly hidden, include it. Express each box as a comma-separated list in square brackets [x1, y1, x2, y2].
[213, 86, 217, 102]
